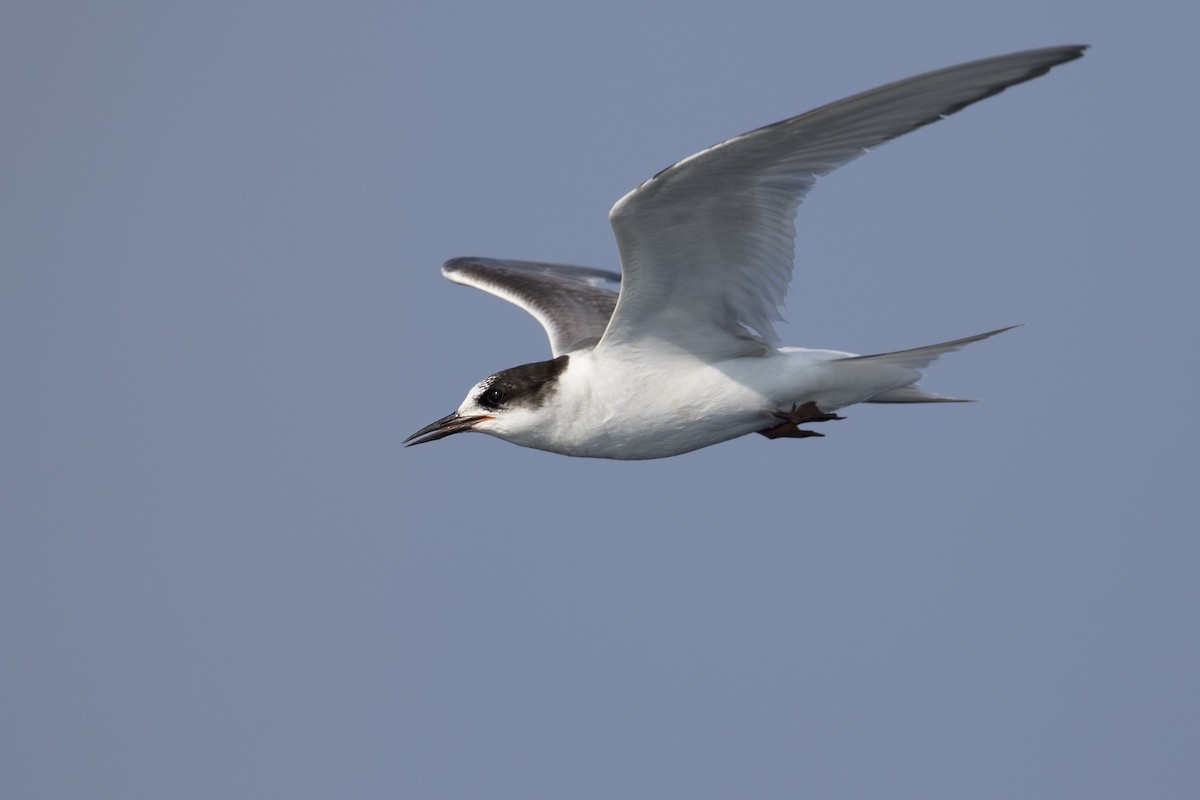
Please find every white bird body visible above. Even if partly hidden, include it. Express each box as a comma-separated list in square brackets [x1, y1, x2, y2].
[490, 349, 847, 460]
[460, 332, 1003, 459]
[407, 46, 1085, 460]
[488, 348, 783, 459]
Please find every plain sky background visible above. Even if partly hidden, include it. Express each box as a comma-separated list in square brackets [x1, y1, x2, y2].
[3, 2, 1198, 798]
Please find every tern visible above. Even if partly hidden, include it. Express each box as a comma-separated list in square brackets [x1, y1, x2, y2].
[408, 45, 1085, 460]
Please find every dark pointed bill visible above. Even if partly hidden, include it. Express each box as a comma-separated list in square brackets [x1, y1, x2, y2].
[404, 412, 491, 447]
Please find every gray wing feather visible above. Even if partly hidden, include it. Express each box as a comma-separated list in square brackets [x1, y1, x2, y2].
[442, 257, 620, 356]
[602, 45, 1086, 357]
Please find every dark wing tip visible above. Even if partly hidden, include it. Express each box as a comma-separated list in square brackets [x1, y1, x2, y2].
[635, 45, 1088, 193]
[442, 256, 621, 286]
[938, 44, 1088, 117]
[443, 257, 620, 280]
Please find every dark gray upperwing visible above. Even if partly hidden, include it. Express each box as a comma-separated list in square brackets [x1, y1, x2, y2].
[441, 257, 621, 356]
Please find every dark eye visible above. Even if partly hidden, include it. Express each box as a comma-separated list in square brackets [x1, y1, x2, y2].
[480, 386, 505, 408]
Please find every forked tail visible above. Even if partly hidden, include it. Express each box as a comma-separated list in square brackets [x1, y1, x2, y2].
[838, 325, 1018, 403]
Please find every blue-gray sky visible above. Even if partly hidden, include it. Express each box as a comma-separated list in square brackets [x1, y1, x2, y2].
[3, 2, 1198, 798]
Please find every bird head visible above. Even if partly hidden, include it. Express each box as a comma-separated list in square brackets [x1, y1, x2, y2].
[405, 355, 570, 448]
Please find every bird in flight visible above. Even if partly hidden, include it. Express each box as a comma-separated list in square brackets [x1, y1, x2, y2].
[408, 45, 1086, 460]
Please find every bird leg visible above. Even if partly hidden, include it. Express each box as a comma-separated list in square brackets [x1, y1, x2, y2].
[757, 401, 845, 439]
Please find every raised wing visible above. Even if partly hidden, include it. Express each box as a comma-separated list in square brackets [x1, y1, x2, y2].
[441, 257, 620, 356]
[601, 45, 1086, 358]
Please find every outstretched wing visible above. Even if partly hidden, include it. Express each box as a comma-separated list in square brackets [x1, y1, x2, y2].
[441, 257, 620, 356]
[601, 45, 1086, 358]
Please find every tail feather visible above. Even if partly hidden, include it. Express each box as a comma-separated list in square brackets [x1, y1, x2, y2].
[837, 325, 1018, 369]
[838, 325, 1017, 404]
[866, 385, 973, 403]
